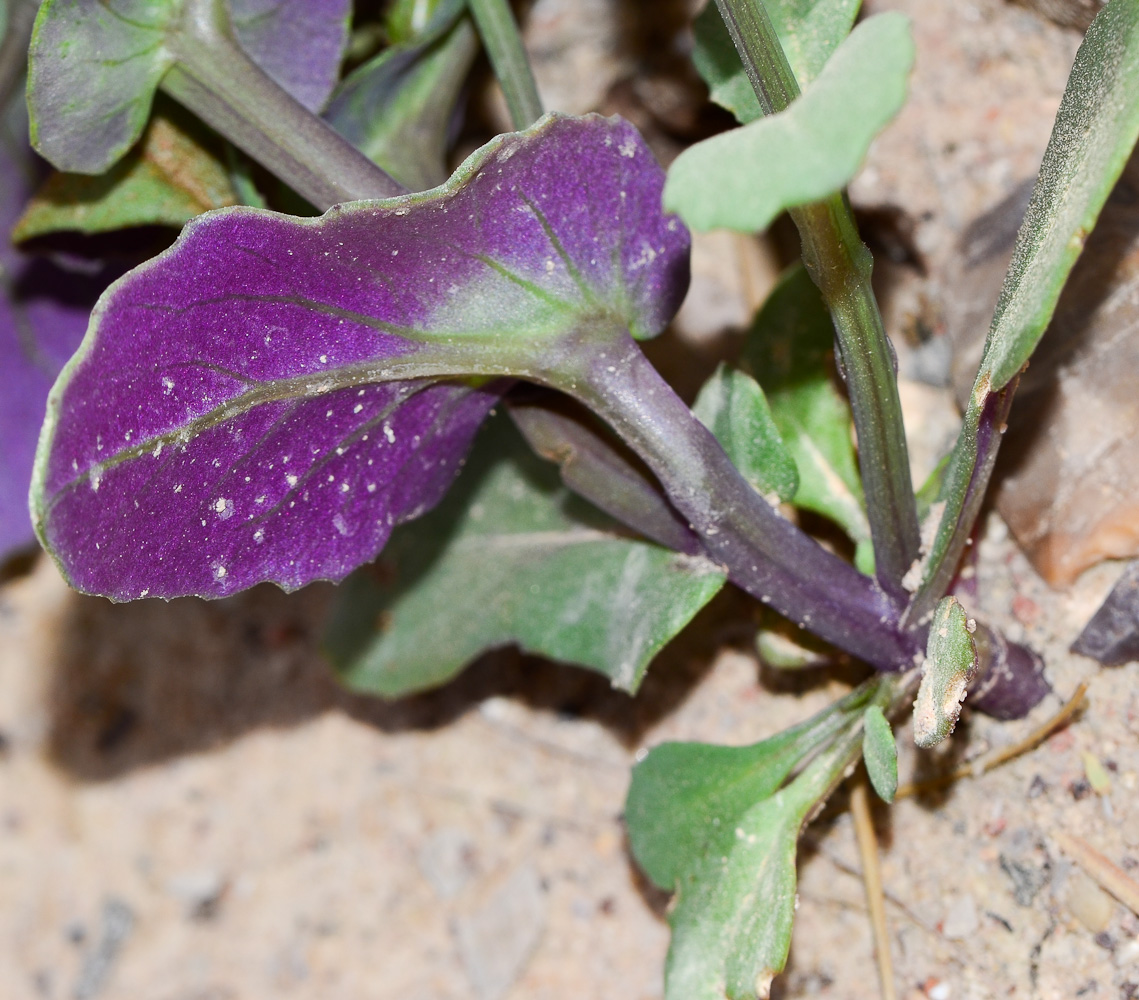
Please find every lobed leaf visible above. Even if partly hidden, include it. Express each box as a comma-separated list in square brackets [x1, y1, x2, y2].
[30, 113, 690, 601]
[325, 415, 724, 695]
[628, 736, 807, 893]
[27, 0, 350, 174]
[915, 0, 1139, 612]
[325, 0, 476, 191]
[665, 12, 913, 234]
[740, 265, 869, 550]
[692, 0, 861, 123]
[626, 684, 877, 890]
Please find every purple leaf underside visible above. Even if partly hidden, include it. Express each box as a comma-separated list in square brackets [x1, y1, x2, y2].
[0, 92, 119, 560]
[32, 114, 689, 601]
[230, 0, 352, 112]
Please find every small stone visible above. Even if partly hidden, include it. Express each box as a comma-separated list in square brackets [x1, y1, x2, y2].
[453, 864, 546, 1000]
[167, 870, 225, 921]
[943, 894, 979, 940]
[1065, 870, 1116, 934]
[416, 827, 479, 901]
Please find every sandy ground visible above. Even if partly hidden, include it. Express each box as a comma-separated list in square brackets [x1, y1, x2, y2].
[3, 1, 1139, 998]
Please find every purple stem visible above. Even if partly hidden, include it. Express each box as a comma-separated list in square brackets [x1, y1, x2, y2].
[562, 330, 922, 671]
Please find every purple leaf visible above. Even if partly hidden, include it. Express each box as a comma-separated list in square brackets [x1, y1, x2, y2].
[230, 0, 351, 113]
[28, 0, 351, 174]
[31, 114, 690, 600]
[0, 96, 118, 561]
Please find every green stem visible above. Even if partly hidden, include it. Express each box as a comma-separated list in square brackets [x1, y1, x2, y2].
[163, 0, 405, 211]
[468, 0, 544, 129]
[713, 0, 920, 592]
[784, 671, 910, 822]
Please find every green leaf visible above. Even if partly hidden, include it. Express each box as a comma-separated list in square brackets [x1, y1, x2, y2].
[13, 100, 237, 240]
[627, 680, 894, 1000]
[324, 416, 725, 696]
[692, 0, 861, 123]
[27, 0, 351, 175]
[755, 610, 835, 669]
[740, 265, 870, 549]
[915, 0, 1139, 612]
[628, 736, 812, 891]
[325, 0, 477, 191]
[626, 682, 879, 889]
[913, 596, 978, 748]
[28, 0, 174, 174]
[666, 12, 913, 233]
[385, 0, 464, 44]
[861, 705, 897, 802]
[692, 363, 798, 503]
[665, 791, 803, 1000]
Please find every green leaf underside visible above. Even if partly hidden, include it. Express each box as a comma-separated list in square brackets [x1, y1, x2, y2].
[693, 0, 861, 123]
[625, 683, 879, 889]
[665, 791, 803, 1000]
[692, 364, 798, 503]
[741, 265, 869, 546]
[628, 684, 888, 1000]
[324, 416, 725, 696]
[14, 101, 237, 239]
[913, 596, 977, 748]
[27, 0, 174, 173]
[921, 0, 1139, 601]
[325, 0, 477, 191]
[861, 705, 897, 802]
[665, 12, 913, 233]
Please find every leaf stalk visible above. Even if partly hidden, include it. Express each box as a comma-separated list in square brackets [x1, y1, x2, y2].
[563, 330, 922, 671]
[713, 0, 921, 592]
[163, 0, 405, 209]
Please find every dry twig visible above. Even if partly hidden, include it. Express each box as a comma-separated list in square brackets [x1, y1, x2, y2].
[850, 776, 896, 1000]
[895, 682, 1088, 800]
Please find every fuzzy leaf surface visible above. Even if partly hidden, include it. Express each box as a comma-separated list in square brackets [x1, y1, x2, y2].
[326, 416, 723, 695]
[740, 265, 869, 548]
[861, 705, 897, 801]
[692, 0, 861, 123]
[627, 683, 889, 1000]
[665, 792, 803, 1000]
[692, 363, 798, 504]
[628, 735, 810, 891]
[666, 12, 913, 233]
[27, 0, 350, 173]
[626, 684, 876, 890]
[228, 0, 351, 113]
[916, 0, 1139, 611]
[325, 0, 475, 191]
[31, 114, 690, 601]
[913, 596, 977, 748]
